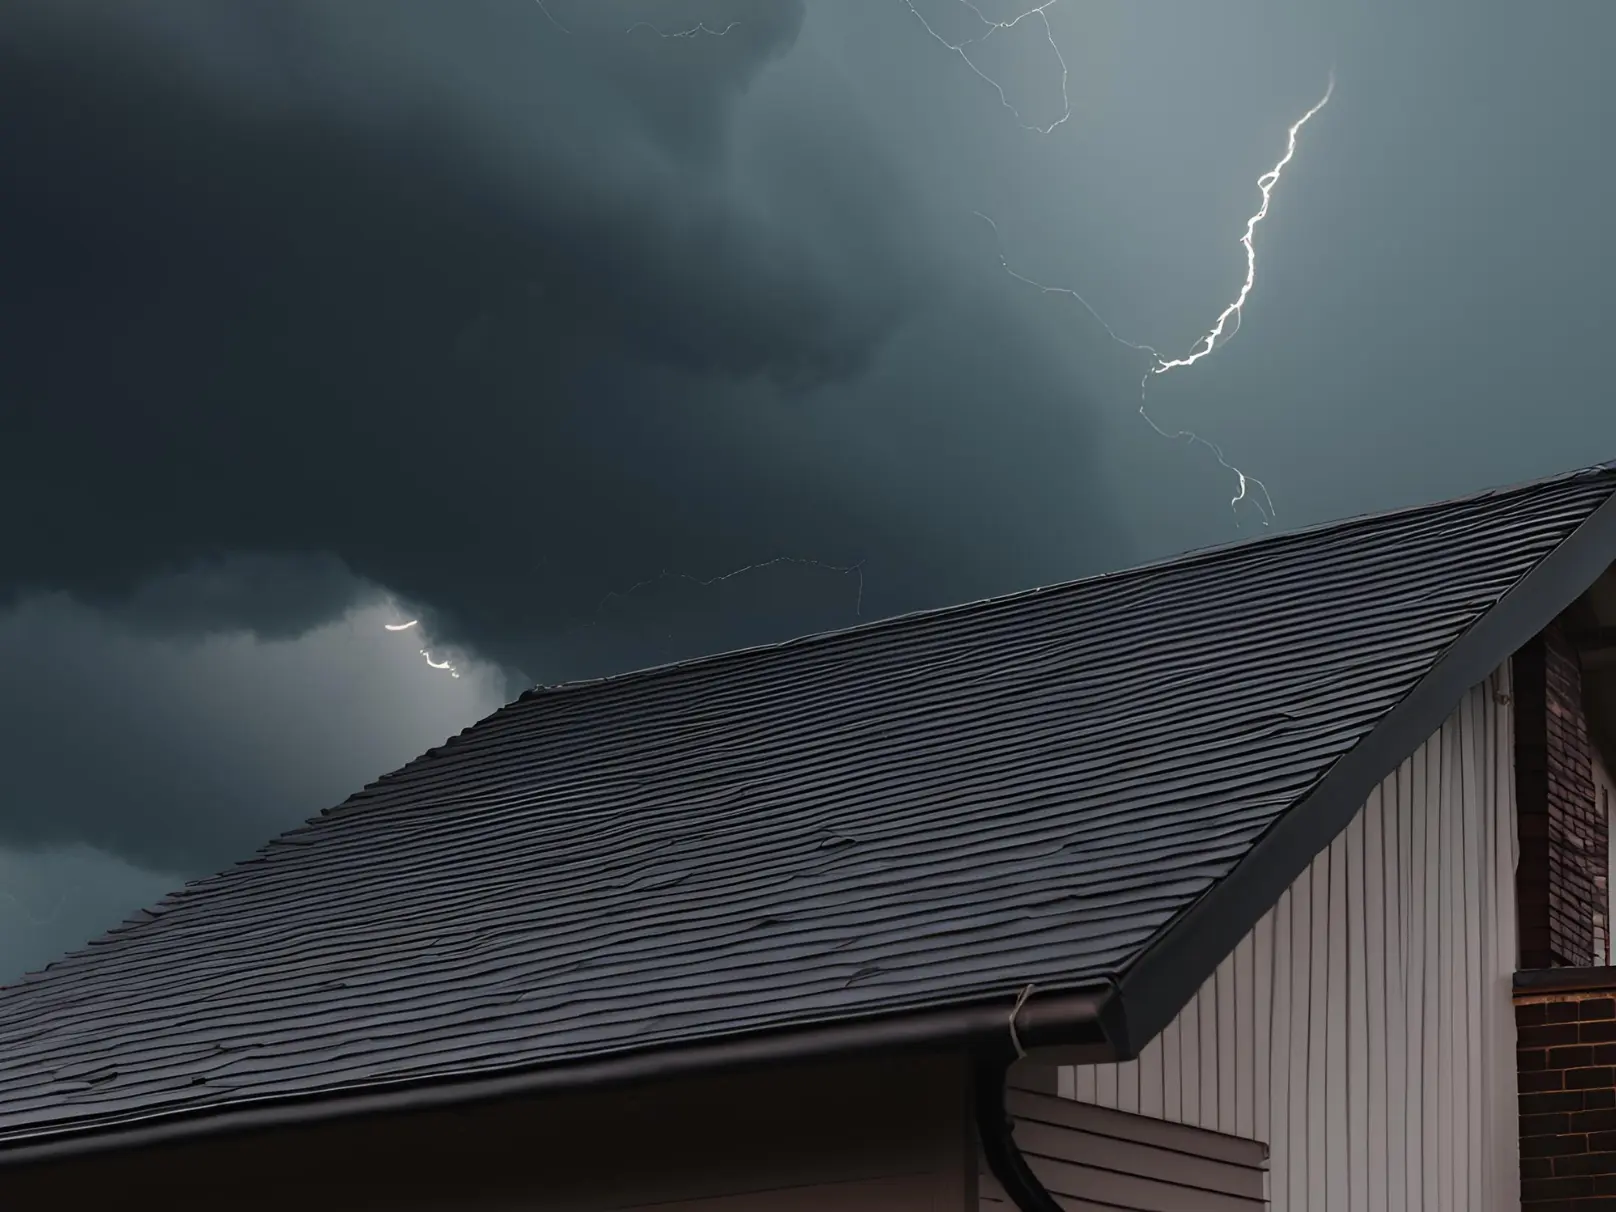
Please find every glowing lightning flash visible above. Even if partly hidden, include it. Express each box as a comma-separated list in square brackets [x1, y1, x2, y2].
[975, 72, 1335, 525]
[1148, 73, 1336, 382]
[420, 649, 461, 678]
[382, 618, 462, 678]
[518, 5, 1331, 548]
[900, 0, 1071, 134]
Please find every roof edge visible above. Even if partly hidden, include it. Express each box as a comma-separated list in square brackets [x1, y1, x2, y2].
[1108, 471, 1616, 1058]
[516, 461, 1616, 705]
[0, 984, 1117, 1169]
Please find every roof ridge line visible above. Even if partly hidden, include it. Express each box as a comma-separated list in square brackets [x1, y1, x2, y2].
[511, 459, 1616, 703]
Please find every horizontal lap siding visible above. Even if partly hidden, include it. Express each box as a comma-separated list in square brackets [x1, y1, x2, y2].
[981, 1089, 1267, 1211]
[1063, 668, 1521, 1211]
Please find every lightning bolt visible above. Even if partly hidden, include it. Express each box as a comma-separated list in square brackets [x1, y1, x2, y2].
[1148, 73, 1335, 381]
[515, 7, 1329, 561]
[594, 556, 866, 622]
[972, 72, 1335, 524]
[900, 0, 1070, 134]
[383, 617, 462, 678]
[420, 649, 462, 678]
[973, 212, 1263, 512]
[898, 0, 1334, 524]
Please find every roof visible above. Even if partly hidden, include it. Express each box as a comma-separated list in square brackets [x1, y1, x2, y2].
[2, 462, 1615, 1158]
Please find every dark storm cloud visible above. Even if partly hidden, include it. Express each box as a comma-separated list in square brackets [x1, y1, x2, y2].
[97, 552, 375, 641]
[0, 0, 1137, 903]
[0, 592, 507, 870]
[0, 0, 1009, 663]
[6, 0, 1616, 980]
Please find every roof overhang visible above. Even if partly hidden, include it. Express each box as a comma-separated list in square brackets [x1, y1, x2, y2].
[0, 983, 1119, 1169]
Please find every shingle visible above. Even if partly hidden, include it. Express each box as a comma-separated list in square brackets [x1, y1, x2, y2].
[0, 464, 1613, 1146]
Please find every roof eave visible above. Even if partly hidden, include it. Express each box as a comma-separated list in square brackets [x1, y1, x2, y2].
[0, 983, 1119, 1169]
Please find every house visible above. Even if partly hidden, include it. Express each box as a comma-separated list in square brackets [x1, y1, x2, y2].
[3, 463, 1616, 1210]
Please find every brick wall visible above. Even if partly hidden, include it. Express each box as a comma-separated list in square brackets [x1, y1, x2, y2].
[1517, 986, 1616, 1208]
[1517, 627, 1607, 968]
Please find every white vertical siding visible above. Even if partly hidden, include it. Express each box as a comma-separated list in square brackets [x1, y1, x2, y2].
[1064, 667, 1521, 1212]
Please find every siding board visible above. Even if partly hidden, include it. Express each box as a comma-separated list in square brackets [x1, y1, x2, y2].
[1064, 670, 1522, 1211]
[982, 1090, 1267, 1212]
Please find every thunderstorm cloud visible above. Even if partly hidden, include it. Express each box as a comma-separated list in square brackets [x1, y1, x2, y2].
[0, 0, 1613, 977]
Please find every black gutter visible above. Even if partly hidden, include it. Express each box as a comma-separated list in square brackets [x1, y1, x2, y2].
[0, 984, 1118, 1170]
[1112, 477, 1616, 1057]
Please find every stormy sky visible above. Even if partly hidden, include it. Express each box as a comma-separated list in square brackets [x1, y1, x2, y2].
[1, 0, 1612, 980]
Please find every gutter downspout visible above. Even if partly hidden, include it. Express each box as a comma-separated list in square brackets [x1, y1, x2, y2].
[973, 1047, 1065, 1212]
[971, 983, 1073, 1212]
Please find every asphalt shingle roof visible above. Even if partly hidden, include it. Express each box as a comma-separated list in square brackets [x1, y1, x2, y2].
[1, 463, 1613, 1149]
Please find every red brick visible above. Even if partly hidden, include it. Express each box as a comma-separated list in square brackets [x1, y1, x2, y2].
[1568, 1069, 1616, 1091]
[1584, 1001, 1616, 1022]
[1525, 1070, 1570, 1093]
